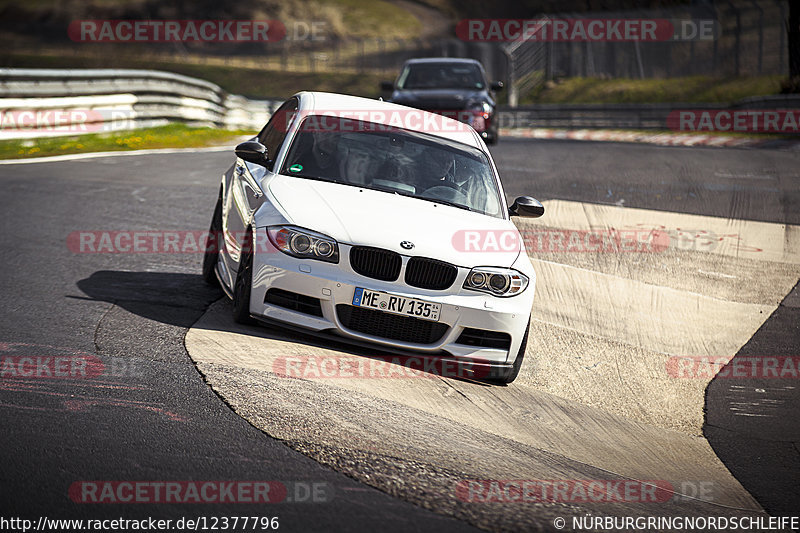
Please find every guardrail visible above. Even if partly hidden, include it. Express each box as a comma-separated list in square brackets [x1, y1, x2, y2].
[0, 68, 282, 140]
[3, 68, 797, 140]
[497, 95, 800, 131]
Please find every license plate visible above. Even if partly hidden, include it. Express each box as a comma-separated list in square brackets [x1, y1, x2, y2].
[352, 288, 441, 322]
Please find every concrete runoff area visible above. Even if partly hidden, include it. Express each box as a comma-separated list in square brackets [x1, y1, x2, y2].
[186, 200, 800, 529]
[512, 201, 800, 433]
[516, 199, 800, 264]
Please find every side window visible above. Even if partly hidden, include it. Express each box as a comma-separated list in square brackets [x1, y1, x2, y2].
[257, 98, 298, 171]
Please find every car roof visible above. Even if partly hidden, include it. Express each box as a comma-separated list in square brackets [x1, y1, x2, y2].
[292, 91, 482, 149]
[404, 57, 482, 66]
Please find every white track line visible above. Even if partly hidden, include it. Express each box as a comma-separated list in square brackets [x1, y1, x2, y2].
[0, 143, 243, 166]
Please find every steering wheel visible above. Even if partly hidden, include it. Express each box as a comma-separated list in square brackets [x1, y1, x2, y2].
[421, 185, 470, 206]
[441, 179, 467, 191]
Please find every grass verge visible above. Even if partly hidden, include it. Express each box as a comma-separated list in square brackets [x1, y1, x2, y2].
[0, 124, 254, 160]
[524, 75, 785, 105]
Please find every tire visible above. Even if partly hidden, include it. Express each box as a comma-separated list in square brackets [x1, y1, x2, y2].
[488, 321, 529, 384]
[202, 194, 223, 286]
[231, 229, 256, 325]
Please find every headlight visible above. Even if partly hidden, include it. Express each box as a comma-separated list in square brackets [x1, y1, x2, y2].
[467, 101, 493, 115]
[463, 267, 528, 297]
[267, 226, 339, 263]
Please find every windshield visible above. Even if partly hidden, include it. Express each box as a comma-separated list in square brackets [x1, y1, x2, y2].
[281, 116, 503, 217]
[397, 63, 486, 90]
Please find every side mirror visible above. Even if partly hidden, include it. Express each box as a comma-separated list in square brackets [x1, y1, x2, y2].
[380, 81, 394, 92]
[509, 196, 544, 218]
[235, 141, 269, 167]
[491, 81, 504, 91]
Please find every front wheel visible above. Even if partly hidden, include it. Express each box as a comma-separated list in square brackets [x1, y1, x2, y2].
[202, 195, 223, 286]
[488, 321, 529, 384]
[232, 231, 256, 325]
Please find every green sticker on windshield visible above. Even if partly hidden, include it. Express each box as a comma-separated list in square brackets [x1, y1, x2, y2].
[289, 164, 303, 172]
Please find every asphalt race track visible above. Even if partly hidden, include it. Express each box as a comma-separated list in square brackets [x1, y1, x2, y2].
[1, 139, 798, 531]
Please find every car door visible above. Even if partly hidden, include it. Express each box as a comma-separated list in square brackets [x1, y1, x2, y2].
[222, 98, 299, 280]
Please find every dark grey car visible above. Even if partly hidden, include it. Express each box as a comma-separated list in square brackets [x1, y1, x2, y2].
[381, 58, 503, 144]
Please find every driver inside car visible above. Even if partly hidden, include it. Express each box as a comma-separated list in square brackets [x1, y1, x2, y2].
[412, 147, 475, 207]
[289, 130, 343, 179]
[416, 147, 456, 192]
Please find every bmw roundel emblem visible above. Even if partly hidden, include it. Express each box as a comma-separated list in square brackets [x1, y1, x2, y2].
[400, 241, 414, 250]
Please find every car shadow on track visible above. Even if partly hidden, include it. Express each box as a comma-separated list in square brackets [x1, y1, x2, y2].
[75, 270, 223, 328]
[703, 280, 800, 516]
[75, 270, 492, 383]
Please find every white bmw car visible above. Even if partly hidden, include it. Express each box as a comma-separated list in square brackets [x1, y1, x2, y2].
[203, 92, 544, 383]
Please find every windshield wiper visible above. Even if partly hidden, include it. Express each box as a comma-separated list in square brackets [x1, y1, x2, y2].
[363, 185, 473, 211]
[285, 173, 343, 184]
[416, 196, 474, 212]
[369, 185, 413, 196]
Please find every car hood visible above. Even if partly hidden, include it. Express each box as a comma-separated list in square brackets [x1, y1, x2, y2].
[391, 89, 492, 110]
[265, 174, 520, 268]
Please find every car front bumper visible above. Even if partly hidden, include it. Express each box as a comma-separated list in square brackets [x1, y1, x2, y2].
[247, 243, 534, 366]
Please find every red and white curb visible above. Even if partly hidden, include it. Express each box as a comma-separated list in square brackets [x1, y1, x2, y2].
[500, 127, 800, 149]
